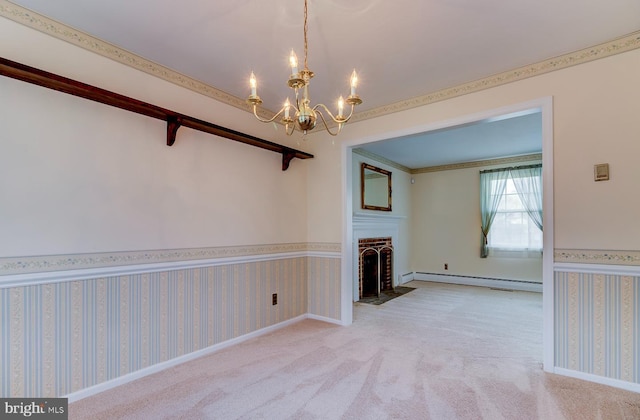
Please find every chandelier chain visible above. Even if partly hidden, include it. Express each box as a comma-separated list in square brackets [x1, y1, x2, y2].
[303, 0, 308, 70]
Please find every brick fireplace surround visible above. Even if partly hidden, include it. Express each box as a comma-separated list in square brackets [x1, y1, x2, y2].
[358, 237, 393, 298]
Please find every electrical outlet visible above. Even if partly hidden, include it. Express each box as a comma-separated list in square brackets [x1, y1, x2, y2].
[272, 293, 277, 305]
[444, 263, 448, 270]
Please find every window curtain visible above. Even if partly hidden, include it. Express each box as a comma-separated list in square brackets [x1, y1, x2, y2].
[510, 164, 543, 231]
[479, 169, 509, 258]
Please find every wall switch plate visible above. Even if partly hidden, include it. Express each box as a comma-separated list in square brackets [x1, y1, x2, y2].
[594, 163, 609, 181]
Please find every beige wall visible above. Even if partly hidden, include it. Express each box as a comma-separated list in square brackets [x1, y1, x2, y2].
[0, 16, 338, 398]
[308, 48, 640, 253]
[0, 17, 310, 257]
[552, 53, 640, 250]
[303, 42, 640, 389]
[410, 159, 543, 282]
[2, 9, 640, 393]
[305, 137, 342, 244]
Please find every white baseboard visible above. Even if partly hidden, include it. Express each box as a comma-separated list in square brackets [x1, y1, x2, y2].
[553, 367, 640, 394]
[65, 314, 308, 403]
[413, 272, 542, 293]
[306, 313, 344, 326]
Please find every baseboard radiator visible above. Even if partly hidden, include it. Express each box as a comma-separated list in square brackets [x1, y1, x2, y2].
[397, 272, 414, 286]
[411, 272, 542, 292]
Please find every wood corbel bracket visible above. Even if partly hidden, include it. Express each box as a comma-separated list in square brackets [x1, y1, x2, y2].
[0, 57, 313, 171]
[282, 151, 296, 171]
[166, 116, 182, 146]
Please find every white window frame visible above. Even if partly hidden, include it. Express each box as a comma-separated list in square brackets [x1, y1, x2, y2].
[487, 176, 542, 258]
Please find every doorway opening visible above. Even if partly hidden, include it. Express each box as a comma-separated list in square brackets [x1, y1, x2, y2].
[341, 97, 554, 371]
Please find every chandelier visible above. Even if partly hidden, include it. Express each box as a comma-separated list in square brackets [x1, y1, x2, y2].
[247, 0, 362, 136]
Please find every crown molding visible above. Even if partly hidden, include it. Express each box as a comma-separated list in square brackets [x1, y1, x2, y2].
[411, 153, 542, 174]
[0, 1, 270, 120]
[353, 148, 411, 173]
[1, 2, 639, 124]
[353, 149, 542, 174]
[352, 31, 640, 123]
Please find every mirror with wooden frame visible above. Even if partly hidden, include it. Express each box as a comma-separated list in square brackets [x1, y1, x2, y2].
[361, 163, 392, 211]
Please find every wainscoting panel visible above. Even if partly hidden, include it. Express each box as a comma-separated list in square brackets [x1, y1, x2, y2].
[554, 270, 639, 385]
[307, 255, 341, 321]
[0, 257, 308, 398]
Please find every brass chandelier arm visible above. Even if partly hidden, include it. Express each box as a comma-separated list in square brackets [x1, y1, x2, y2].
[313, 103, 355, 124]
[251, 104, 287, 124]
[284, 121, 296, 136]
[315, 108, 344, 137]
[252, 103, 301, 136]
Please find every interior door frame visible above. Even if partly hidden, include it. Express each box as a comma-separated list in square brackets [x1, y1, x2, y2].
[341, 96, 554, 371]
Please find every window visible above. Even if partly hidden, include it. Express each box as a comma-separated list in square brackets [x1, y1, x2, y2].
[488, 177, 542, 253]
[479, 164, 542, 258]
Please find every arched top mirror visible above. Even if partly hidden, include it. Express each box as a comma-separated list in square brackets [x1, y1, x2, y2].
[361, 163, 392, 211]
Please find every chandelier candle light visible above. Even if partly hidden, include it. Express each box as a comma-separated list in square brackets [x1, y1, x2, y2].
[247, 0, 362, 136]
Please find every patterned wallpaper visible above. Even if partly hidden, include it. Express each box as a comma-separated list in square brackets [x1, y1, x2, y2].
[3, 241, 640, 397]
[307, 256, 341, 320]
[0, 253, 341, 398]
[555, 271, 639, 384]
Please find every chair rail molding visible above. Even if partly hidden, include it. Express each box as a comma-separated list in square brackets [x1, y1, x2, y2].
[554, 248, 640, 266]
[0, 243, 341, 288]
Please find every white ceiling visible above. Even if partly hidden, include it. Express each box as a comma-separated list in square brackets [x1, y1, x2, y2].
[7, 0, 640, 167]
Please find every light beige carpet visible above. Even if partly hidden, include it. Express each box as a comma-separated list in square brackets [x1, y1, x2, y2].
[69, 281, 640, 419]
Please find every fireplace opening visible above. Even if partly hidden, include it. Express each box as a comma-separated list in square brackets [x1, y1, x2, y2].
[361, 249, 379, 297]
[359, 237, 393, 299]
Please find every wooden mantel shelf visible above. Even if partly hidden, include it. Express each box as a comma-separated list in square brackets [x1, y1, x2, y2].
[0, 57, 313, 170]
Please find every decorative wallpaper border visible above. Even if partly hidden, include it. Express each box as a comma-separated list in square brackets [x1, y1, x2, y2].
[555, 249, 640, 266]
[0, 242, 341, 276]
[1, 1, 639, 124]
[351, 31, 640, 123]
[0, 1, 268, 120]
[11, 245, 633, 277]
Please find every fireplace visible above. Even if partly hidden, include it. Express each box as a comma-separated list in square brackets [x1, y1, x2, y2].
[358, 237, 393, 298]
